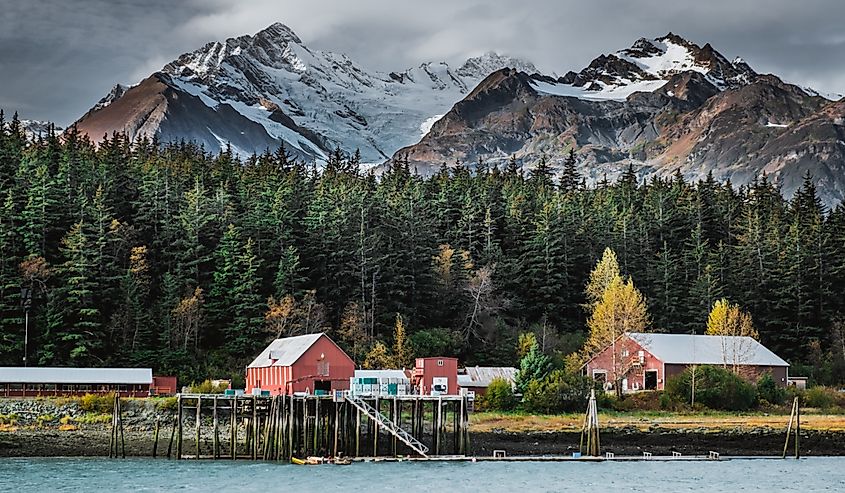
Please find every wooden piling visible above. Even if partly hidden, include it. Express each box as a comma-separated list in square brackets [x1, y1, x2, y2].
[176, 394, 183, 459]
[231, 395, 238, 460]
[117, 395, 125, 459]
[153, 418, 160, 458]
[167, 415, 176, 459]
[195, 396, 201, 460]
[212, 396, 219, 459]
[783, 397, 798, 459]
[795, 397, 801, 459]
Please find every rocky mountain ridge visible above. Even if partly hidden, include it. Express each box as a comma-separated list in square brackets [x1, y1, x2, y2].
[396, 34, 845, 206]
[74, 22, 535, 163]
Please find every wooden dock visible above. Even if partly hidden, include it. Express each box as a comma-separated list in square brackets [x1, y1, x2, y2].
[172, 393, 471, 461]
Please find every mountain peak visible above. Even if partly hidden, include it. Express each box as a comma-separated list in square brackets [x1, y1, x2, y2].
[457, 51, 538, 79]
[545, 33, 758, 100]
[255, 22, 303, 45]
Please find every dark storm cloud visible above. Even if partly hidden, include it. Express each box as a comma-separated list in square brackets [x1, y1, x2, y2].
[2, 0, 844, 125]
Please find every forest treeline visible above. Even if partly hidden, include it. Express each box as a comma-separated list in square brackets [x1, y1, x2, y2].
[0, 113, 843, 384]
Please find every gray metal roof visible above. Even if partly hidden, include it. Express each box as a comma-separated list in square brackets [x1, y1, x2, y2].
[0, 367, 153, 384]
[354, 370, 409, 380]
[457, 366, 518, 388]
[248, 333, 325, 368]
[628, 333, 789, 367]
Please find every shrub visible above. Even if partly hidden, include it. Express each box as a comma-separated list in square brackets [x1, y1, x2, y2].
[79, 393, 114, 414]
[36, 414, 56, 427]
[666, 366, 757, 411]
[0, 413, 20, 425]
[188, 379, 229, 394]
[522, 370, 593, 414]
[756, 373, 786, 405]
[805, 386, 837, 409]
[481, 377, 516, 411]
[155, 396, 179, 412]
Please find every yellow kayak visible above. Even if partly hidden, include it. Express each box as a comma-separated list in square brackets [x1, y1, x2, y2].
[291, 457, 306, 465]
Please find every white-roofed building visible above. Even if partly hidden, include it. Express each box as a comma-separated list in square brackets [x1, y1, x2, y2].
[350, 369, 411, 397]
[457, 367, 518, 398]
[584, 332, 789, 393]
[245, 333, 354, 396]
[0, 367, 153, 397]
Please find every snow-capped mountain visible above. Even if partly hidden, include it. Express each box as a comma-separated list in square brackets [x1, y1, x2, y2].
[397, 34, 845, 206]
[20, 120, 62, 140]
[75, 22, 535, 162]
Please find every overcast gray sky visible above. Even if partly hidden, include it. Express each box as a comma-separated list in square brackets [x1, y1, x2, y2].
[2, 0, 844, 125]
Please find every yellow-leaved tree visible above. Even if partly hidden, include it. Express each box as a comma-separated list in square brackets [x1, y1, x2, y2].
[584, 274, 650, 396]
[584, 248, 621, 311]
[705, 298, 759, 371]
[391, 314, 413, 369]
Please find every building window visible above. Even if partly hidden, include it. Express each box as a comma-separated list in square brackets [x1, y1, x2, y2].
[437, 360, 444, 367]
[317, 361, 330, 376]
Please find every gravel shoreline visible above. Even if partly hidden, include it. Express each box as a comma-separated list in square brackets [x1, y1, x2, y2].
[2, 398, 843, 458]
[3, 427, 843, 458]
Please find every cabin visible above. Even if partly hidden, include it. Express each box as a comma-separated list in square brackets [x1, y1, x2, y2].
[411, 357, 458, 396]
[150, 375, 178, 396]
[584, 332, 789, 393]
[0, 367, 153, 397]
[457, 366, 518, 399]
[245, 333, 355, 396]
[349, 369, 411, 397]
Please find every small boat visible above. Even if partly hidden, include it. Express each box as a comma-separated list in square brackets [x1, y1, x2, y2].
[291, 457, 306, 465]
[332, 457, 352, 465]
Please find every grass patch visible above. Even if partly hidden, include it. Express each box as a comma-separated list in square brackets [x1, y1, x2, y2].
[155, 397, 178, 412]
[74, 413, 112, 425]
[0, 413, 20, 426]
[470, 410, 845, 433]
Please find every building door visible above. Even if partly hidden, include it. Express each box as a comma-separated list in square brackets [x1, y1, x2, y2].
[314, 380, 332, 393]
[645, 370, 658, 390]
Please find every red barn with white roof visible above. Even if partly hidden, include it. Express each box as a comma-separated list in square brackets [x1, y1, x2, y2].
[245, 333, 354, 395]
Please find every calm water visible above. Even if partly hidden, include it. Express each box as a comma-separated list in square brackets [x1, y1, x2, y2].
[4, 457, 845, 492]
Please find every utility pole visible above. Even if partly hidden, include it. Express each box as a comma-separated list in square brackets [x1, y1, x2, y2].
[21, 286, 32, 367]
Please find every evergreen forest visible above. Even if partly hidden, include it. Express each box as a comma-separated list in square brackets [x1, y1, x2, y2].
[1, 113, 843, 385]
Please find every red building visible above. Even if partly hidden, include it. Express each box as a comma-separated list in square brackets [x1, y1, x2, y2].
[245, 333, 354, 395]
[585, 333, 789, 393]
[0, 367, 153, 397]
[412, 357, 458, 395]
[151, 376, 178, 396]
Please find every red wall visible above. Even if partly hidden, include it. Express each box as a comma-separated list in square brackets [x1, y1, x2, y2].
[585, 337, 665, 391]
[413, 357, 458, 395]
[245, 335, 355, 395]
[151, 376, 177, 396]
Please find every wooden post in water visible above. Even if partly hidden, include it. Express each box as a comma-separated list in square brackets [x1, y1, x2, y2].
[212, 396, 218, 459]
[355, 405, 361, 457]
[167, 415, 176, 459]
[435, 396, 442, 456]
[333, 401, 340, 458]
[195, 396, 201, 460]
[391, 397, 398, 456]
[373, 396, 379, 457]
[108, 394, 116, 458]
[580, 389, 600, 457]
[176, 394, 183, 460]
[288, 394, 294, 459]
[231, 395, 238, 460]
[795, 396, 801, 459]
[118, 395, 126, 459]
[783, 397, 798, 459]
[252, 396, 258, 460]
[153, 418, 160, 458]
